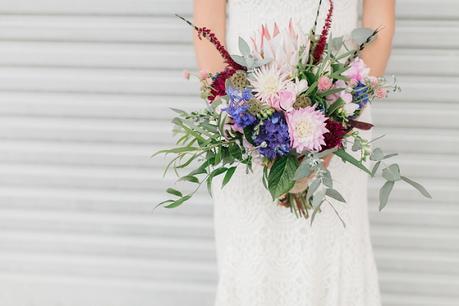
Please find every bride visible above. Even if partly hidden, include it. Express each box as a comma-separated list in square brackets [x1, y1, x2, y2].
[193, 1, 395, 305]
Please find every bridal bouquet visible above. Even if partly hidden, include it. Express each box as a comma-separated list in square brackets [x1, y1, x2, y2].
[155, 1, 430, 222]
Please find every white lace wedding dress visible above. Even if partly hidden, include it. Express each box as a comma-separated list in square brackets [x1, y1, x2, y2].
[212, 1, 381, 305]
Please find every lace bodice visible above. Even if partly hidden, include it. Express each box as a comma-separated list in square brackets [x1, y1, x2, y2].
[226, 0, 359, 54]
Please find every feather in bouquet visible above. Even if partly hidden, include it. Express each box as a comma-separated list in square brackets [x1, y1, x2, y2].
[154, 1, 431, 223]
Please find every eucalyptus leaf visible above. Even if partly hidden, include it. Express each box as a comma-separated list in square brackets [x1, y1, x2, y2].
[382, 164, 401, 182]
[331, 36, 344, 51]
[351, 27, 375, 46]
[352, 139, 362, 152]
[238, 37, 251, 56]
[294, 161, 312, 180]
[307, 178, 321, 201]
[379, 180, 394, 211]
[370, 148, 384, 161]
[383, 153, 398, 159]
[326, 188, 346, 203]
[401, 176, 432, 199]
[231, 54, 247, 66]
[371, 161, 381, 177]
[322, 170, 333, 188]
[170, 108, 188, 116]
[312, 188, 326, 208]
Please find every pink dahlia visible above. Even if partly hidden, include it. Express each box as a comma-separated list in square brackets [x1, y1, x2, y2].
[286, 106, 329, 153]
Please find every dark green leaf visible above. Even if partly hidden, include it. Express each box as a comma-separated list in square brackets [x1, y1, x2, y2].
[401, 176, 432, 199]
[154, 199, 174, 210]
[267, 155, 298, 199]
[179, 175, 200, 184]
[222, 166, 237, 188]
[152, 146, 200, 157]
[334, 149, 372, 175]
[176, 154, 198, 169]
[326, 98, 345, 116]
[207, 167, 229, 195]
[318, 87, 345, 97]
[166, 188, 182, 197]
[165, 195, 192, 208]
[317, 147, 338, 158]
[379, 180, 394, 211]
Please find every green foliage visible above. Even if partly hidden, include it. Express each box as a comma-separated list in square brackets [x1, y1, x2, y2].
[267, 155, 298, 199]
[154, 105, 251, 209]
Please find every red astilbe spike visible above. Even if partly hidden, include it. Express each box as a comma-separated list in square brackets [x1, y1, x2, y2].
[176, 14, 245, 71]
[312, 0, 334, 64]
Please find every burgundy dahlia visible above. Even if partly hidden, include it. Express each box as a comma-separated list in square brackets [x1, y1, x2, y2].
[208, 68, 236, 102]
[321, 119, 346, 151]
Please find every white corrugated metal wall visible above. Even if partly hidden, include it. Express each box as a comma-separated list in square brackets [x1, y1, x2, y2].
[0, 1, 457, 305]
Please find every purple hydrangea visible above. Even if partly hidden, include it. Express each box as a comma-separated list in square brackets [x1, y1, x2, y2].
[224, 86, 257, 129]
[253, 112, 291, 159]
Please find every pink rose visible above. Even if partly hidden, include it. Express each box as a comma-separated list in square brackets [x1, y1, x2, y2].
[269, 89, 296, 112]
[375, 87, 387, 99]
[318, 76, 333, 92]
[343, 58, 370, 82]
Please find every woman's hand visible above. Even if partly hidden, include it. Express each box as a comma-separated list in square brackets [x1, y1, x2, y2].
[289, 154, 334, 194]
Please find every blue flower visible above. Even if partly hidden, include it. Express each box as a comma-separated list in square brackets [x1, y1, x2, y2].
[253, 112, 291, 160]
[223, 86, 257, 129]
[353, 82, 369, 109]
[226, 86, 252, 102]
[225, 102, 257, 128]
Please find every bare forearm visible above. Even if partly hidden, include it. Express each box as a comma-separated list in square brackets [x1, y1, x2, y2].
[361, 0, 396, 76]
[193, 0, 227, 73]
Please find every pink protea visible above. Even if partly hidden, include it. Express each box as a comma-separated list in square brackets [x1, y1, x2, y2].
[250, 20, 310, 74]
[286, 106, 329, 153]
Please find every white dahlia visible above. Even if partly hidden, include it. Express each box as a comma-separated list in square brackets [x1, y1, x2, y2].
[250, 64, 291, 103]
